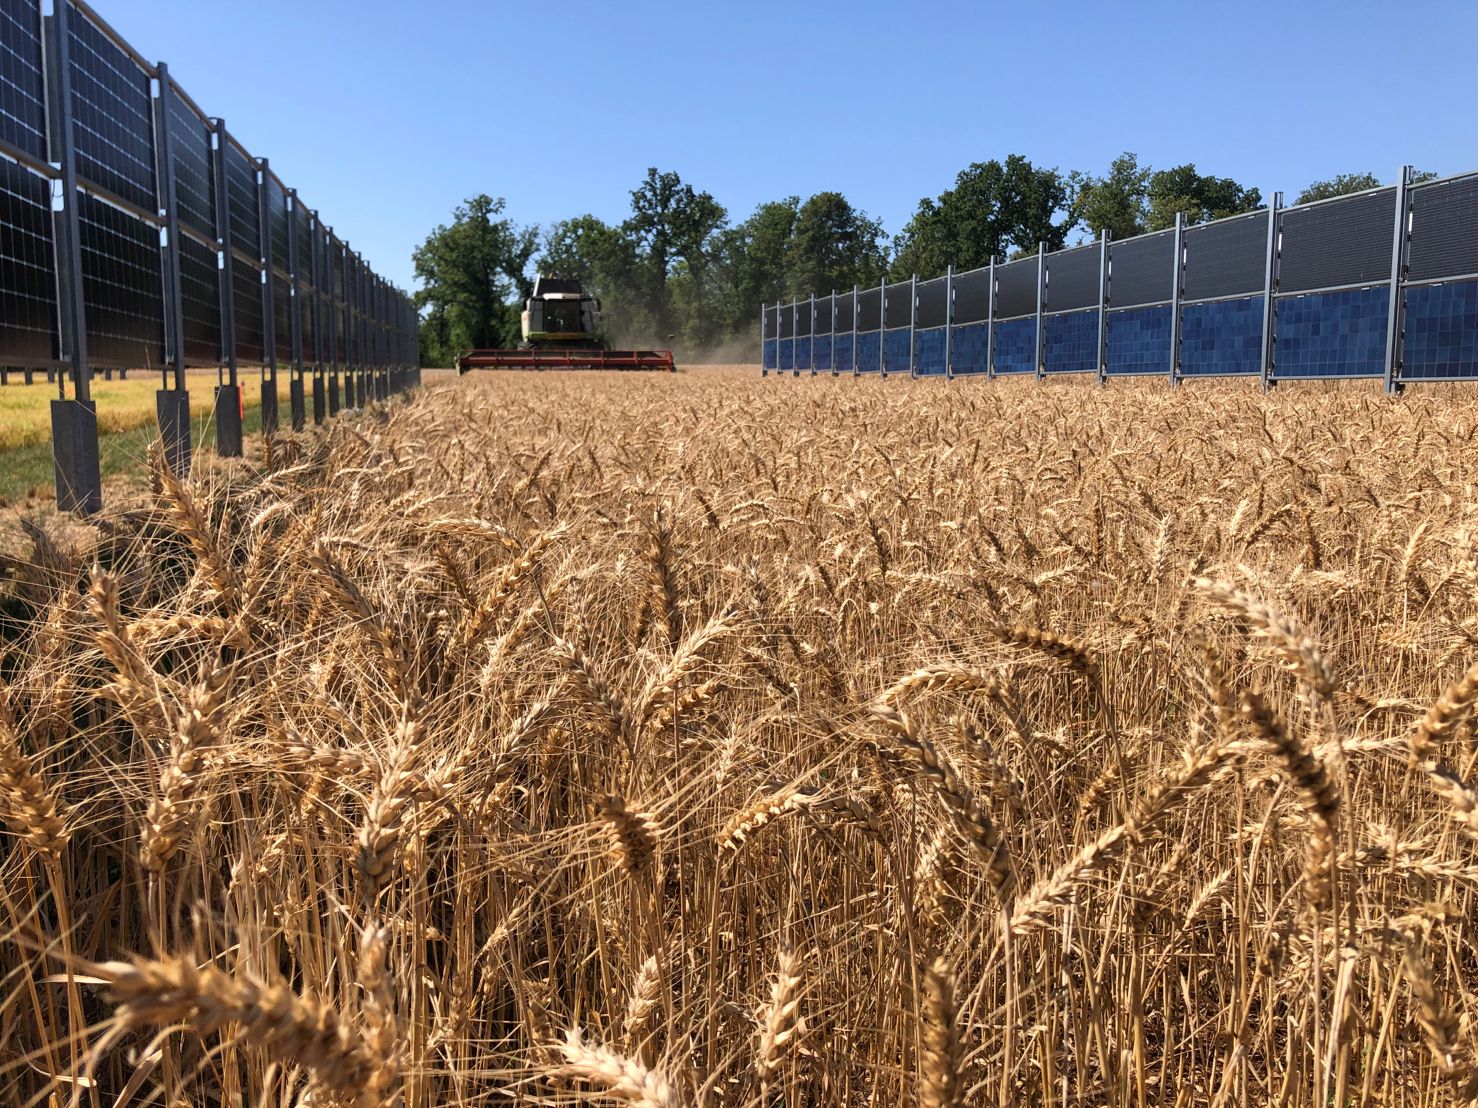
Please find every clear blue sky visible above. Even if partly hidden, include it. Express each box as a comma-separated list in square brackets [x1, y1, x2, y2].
[96, 0, 1478, 294]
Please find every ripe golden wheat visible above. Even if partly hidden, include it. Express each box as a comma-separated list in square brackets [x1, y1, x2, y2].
[2, 368, 1478, 1105]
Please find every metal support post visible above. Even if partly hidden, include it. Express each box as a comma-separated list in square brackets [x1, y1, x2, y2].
[257, 159, 278, 432]
[351, 251, 363, 404]
[309, 211, 325, 422]
[879, 277, 888, 376]
[151, 62, 190, 475]
[986, 256, 996, 378]
[1096, 231, 1109, 386]
[851, 286, 859, 376]
[1259, 193, 1282, 392]
[326, 231, 340, 413]
[760, 304, 767, 376]
[809, 293, 816, 375]
[1034, 243, 1046, 380]
[287, 189, 305, 430]
[1384, 165, 1414, 394]
[1169, 213, 1184, 387]
[943, 265, 954, 380]
[791, 301, 799, 378]
[210, 120, 241, 455]
[344, 246, 355, 408]
[829, 290, 838, 376]
[908, 273, 918, 378]
[43, 0, 100, 512]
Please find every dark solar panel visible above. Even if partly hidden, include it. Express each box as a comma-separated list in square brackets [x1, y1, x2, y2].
[265, 175, 288, 274]
[794, 300, 812, 335]
[995, 257, 1038, 319]
[167, 90, 214, 236]
[1408, 176, 1478, 283]
[1278, 189, 1395, 293]
[224, 141, 258, 258]
[77, 190, 163, 367]
[833, 293, 853, 331]
[177, 228, 219, 364]
[1107, 229, 1174, 307]
[0, 158, 58, 363]
[272, 267, 291, 361]
[0, 0, 47, 160]
[68, 4, 155, 212]
[916, 275, 947, 328]
[1044, 244, 1099, 312]
[1183, 212, 1266, 301]
[232, 252, 263, 363]
[883, 284, 911, 329]
[953, 266, 991, 323]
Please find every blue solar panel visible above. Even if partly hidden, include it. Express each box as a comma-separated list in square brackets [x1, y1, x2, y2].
[915, 326, 946, 375]
[1105, 305, 1172, 376]
[1179, 296, 1262, 376]
[763, 338, 777, 370]
[1273, 286, 1387, 379]
[856, 330, 881, 372]
[778, 338, 793, 371]
[1043, 309, 1098, 374]
[795, 336, 812, 371]
[884, 328, 911, 373]
[1402, 280, 1478, 379]
[993, 318, 1036, 374]
[833, 333, 854, 373]
[814, 335, 832, 372]
[951, 321, 988, 374]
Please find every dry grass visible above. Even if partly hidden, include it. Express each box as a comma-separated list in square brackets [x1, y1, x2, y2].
[0, 371, 293, 451]
[3, 368, 1478, 1105]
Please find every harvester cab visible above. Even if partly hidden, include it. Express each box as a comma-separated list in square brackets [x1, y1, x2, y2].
[520, 274, 601, 350]
[455, 273, 676, 373]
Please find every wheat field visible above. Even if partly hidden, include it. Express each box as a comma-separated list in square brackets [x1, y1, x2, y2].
[3, 368, 1478, 1106]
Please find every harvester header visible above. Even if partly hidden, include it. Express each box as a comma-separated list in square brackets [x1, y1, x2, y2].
[456, 273, 676, 373]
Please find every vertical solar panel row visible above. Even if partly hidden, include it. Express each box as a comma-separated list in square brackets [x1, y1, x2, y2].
[0, 0, 57, 365]
[763, 167, 1478, 389]
[0, 0, 421, 514]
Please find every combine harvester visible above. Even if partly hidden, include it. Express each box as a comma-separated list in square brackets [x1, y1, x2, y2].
[456, 274, 676, 373]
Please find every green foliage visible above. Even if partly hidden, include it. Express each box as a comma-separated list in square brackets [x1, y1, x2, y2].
[542, 215, 646, 341]
[786, 192, 888, 299]
[891, 155, 1071, 279]
[1071, 151, 1151, 241]
[715, 198, 799, 337]
[622, 169, 727, 343]
[413, 195, 537, 366]
[1145, 165, 1262, 231]
[1295, 169, 1437, 205]
[414, 156, 1426, 363]
[1294, 172, 1382, 205]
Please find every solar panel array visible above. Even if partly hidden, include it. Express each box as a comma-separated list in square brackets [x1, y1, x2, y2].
[763, 168, 1478, 387]
[0, 0, 417, 379]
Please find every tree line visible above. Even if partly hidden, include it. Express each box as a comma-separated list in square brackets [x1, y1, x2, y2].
[414, 155, 1434, 365]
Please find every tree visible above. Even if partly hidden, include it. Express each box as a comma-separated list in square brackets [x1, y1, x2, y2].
[1295, 169, 1438, 205]
[891, 155, 1071, 279]
[1146, 165, 1262, 231]
[413, 195, 538, 365]
[622, 168, 726, 340]
[540, 215, 649, 343]
[700, 198, 798, 343]
[1071, 152, 1151, 241]
[785, 192, 887, 299]
[1295, 172, 1381, 205]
